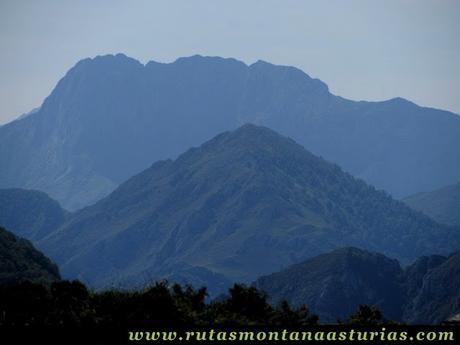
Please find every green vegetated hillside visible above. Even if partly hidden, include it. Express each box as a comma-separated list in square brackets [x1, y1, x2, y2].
[0, 188, 69, 241]
[0, 226, 60, 284]
[1, 54, 460, 210]
[403, 182, 460, 226]
[254, 247, 460, 324]
[39, 125, 460, 293]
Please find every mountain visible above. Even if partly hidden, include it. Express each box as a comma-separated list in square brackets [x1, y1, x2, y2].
[0, 188, 69, 241]
[16, 107, 40, 121]
[39, 125, 460, 292]
[0, 226, 60, 285]
[403, 251, 460, 324]
[1, 54, 459, 210]
[254, 247, 405, 322]
[403, 182, 460, 226]
[254, 248, 460, 324]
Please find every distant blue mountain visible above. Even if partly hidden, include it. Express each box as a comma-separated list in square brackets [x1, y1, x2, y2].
[0, 54, 459, 210]
[0, 188, 68, 241]
[404, 182, 460, 226]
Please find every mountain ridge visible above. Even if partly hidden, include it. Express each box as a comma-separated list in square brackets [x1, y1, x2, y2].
[38, 125, 460, 293]
[1, 54, 459, 210]
[254, 247, 460, 324]
[254, 247, 406, 322]
[403, 182, 460, 226]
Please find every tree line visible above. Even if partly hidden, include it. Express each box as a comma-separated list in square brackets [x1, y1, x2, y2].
[0, 280, 387, 328]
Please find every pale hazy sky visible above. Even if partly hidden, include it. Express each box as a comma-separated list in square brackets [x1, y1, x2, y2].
[1, 0, 459, 124]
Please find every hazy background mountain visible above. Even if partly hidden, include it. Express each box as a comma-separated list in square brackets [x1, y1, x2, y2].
[38, 125, 460, 292]
[0, 226, 60, 285]
[0, 188, 69, 241]
[15, 107, 40, 121]
[403, 182, 460, 226]
[1, 54, 459, 210]
[254, 247, 460, 324]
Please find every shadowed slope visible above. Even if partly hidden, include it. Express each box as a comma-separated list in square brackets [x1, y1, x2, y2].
[0, 226, 60, 284]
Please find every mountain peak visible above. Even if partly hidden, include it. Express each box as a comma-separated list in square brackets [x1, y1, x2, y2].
[225, 123, 291, 142]
[249, 60, 329, 93]
[255, 247, 460, 324]
[254, 246, 404, 322]
[330, 246, 373, 256]
[183, 124, 317, 171]
[2, 52, 460, 212]
[68, 54, 143, 76]
[40, 125, 460, 292]
[173, 54, 246, 66]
